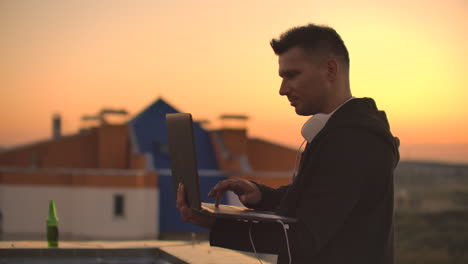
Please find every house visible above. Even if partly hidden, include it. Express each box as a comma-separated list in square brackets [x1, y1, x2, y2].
[0, 98, 298, 240]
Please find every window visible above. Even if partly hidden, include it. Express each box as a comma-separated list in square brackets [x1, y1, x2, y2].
[113, 194, 125, 217]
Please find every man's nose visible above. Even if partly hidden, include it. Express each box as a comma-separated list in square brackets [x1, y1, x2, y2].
[279, 80, 289, 96]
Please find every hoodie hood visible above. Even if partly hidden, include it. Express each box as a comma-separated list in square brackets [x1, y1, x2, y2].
[322, 98, 400, 168]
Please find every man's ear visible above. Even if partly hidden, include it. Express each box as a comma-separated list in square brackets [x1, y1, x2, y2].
[326, 58, 338, 82]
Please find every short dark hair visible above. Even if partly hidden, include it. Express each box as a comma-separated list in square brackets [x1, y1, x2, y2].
[270, 24, 350, 67]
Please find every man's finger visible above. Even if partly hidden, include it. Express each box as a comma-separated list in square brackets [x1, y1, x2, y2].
[215, 192, 222, 207]
[210, 181, 231, 207]
[210, 179, 241, 195]
[176, 183, 187, 209]
[210, 179, 250, 207]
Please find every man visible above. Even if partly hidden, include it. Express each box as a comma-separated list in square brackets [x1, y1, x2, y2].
[177, 24, 400, 263]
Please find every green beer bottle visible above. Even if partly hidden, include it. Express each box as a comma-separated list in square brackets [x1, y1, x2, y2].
[46, 200, 59, 248]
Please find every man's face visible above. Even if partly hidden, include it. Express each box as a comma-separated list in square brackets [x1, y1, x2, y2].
[278, 46, 329, 116]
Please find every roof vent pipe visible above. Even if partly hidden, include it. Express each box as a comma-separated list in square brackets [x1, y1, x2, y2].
[52, 113, 61, 140]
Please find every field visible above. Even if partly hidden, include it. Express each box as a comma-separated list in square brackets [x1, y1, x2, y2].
[394, 161, 468, 263]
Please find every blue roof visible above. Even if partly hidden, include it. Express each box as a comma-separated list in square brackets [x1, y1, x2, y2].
[129, 98, 219, 170]
[129, 98, 226, 233]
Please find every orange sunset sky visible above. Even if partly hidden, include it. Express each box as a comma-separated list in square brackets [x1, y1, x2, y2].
[1, 0, 467, 163]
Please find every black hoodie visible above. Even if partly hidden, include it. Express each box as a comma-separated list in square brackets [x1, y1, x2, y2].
[210, 98, 400, 264]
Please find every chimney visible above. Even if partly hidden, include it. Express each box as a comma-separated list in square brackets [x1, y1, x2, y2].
[52, 113, 61, 140]
[219, 114, 249, 130]
[214, 114, 251, 173]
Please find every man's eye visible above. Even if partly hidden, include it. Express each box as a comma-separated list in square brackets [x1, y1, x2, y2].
[285, 73, 297, 79]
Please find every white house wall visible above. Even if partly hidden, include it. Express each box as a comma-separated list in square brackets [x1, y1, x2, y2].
[0, 184, 158, 240]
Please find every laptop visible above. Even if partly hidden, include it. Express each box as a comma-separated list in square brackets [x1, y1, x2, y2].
[166, 113, 297, 223]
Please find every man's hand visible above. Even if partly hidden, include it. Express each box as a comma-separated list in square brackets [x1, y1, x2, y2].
[208, 178, 262, 207]
[176, 183, 215, 229]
